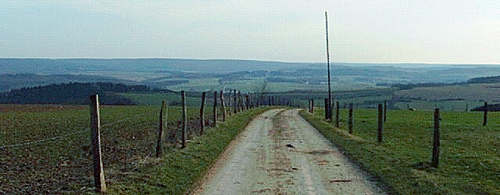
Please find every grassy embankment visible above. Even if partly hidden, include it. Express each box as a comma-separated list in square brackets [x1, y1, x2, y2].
[300, 108, 499, 194]
[108, 107, 271, 194]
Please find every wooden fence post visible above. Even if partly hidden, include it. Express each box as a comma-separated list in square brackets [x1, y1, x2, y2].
[328, 99, 331, 119]
[156, 100, 167, 157]
[348, 103, 353, 134]
[220, 90, 226, 122]
[384, 100, 387, 122]
[227, 92, 232, 116]
[213, 91, 218, 127]
[378, 104, 383, 143]
[248, 94, 251, 109]
[248, 94, 252, 109]
[200, 92, 206, 135]
[245, 95, 250, 110]
[324, 98, 329, 120]
[233, 90, 237, 114]
[236, 91, 240, 112]
[237, 92, 240, 111]
[335, 101, 340, 128]
[181, 91, 187, 148]
[245, 93, 247, 109]
[432, 108, 440, 168]
[251, 95, 254, 108]
[483, 102, 488, 126]
[89, 94, 106, 193]
[311, 99, 314, 113]
[237, 92, 241, 110]
[240, 91, 244, 111]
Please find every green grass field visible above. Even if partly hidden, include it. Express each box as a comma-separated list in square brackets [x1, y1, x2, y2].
[300, 108, 499, 194]
[167, 78, 221, 92]
[395, 83, 500, 103]
[393, 100, 487, 111]
[0, 104, 235, 193]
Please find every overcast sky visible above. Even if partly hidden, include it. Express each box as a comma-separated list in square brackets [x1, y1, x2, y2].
[0, 0, 498, 64]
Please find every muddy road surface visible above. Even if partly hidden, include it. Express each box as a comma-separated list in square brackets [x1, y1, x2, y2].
[194, 109, 385, 194]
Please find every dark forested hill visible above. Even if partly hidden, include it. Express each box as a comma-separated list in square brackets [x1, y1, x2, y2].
[0, 82, 151, 105]
[468, 76, 500, 84]
[0, 73, 138, 92]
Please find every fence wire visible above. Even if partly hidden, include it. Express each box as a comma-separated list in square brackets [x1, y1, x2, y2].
[0, 104, 237, 193]
[0, 112, 151, 149]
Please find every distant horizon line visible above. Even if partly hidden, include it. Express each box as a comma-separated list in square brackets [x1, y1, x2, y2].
[0, 57, 498, 66]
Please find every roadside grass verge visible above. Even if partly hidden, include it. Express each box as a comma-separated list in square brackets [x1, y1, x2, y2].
[108, 107, 271, 194]
[299, 109, 499, 194]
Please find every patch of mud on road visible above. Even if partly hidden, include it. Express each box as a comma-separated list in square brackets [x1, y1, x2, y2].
[194, 109, 385, 195]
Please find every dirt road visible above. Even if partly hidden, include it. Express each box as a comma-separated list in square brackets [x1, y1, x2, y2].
[194, 109, 384, 194]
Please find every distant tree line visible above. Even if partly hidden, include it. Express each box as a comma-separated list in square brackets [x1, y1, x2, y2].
[388, 82, 464, 90]
[0, 82, 151, 105]
[472, 104, 500, 112]
[467, 76, 500, 84]
[384, 75, 500, 90]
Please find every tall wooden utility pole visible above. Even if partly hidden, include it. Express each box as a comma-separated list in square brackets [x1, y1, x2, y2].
[325, 11, 332, 120]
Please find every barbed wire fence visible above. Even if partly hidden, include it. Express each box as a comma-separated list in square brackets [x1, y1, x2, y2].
[0, 90, 285, 193]
[305, 99, 498, 168]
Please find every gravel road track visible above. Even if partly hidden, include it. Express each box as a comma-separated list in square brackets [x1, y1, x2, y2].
[194, 109, 385, 194]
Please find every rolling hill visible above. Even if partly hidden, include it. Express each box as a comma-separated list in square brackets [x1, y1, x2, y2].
[1, 58, 500, 93]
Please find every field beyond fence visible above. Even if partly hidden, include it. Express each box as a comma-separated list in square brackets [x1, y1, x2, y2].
[0, 91, 284, 193]
[300, 107, 499, 194]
